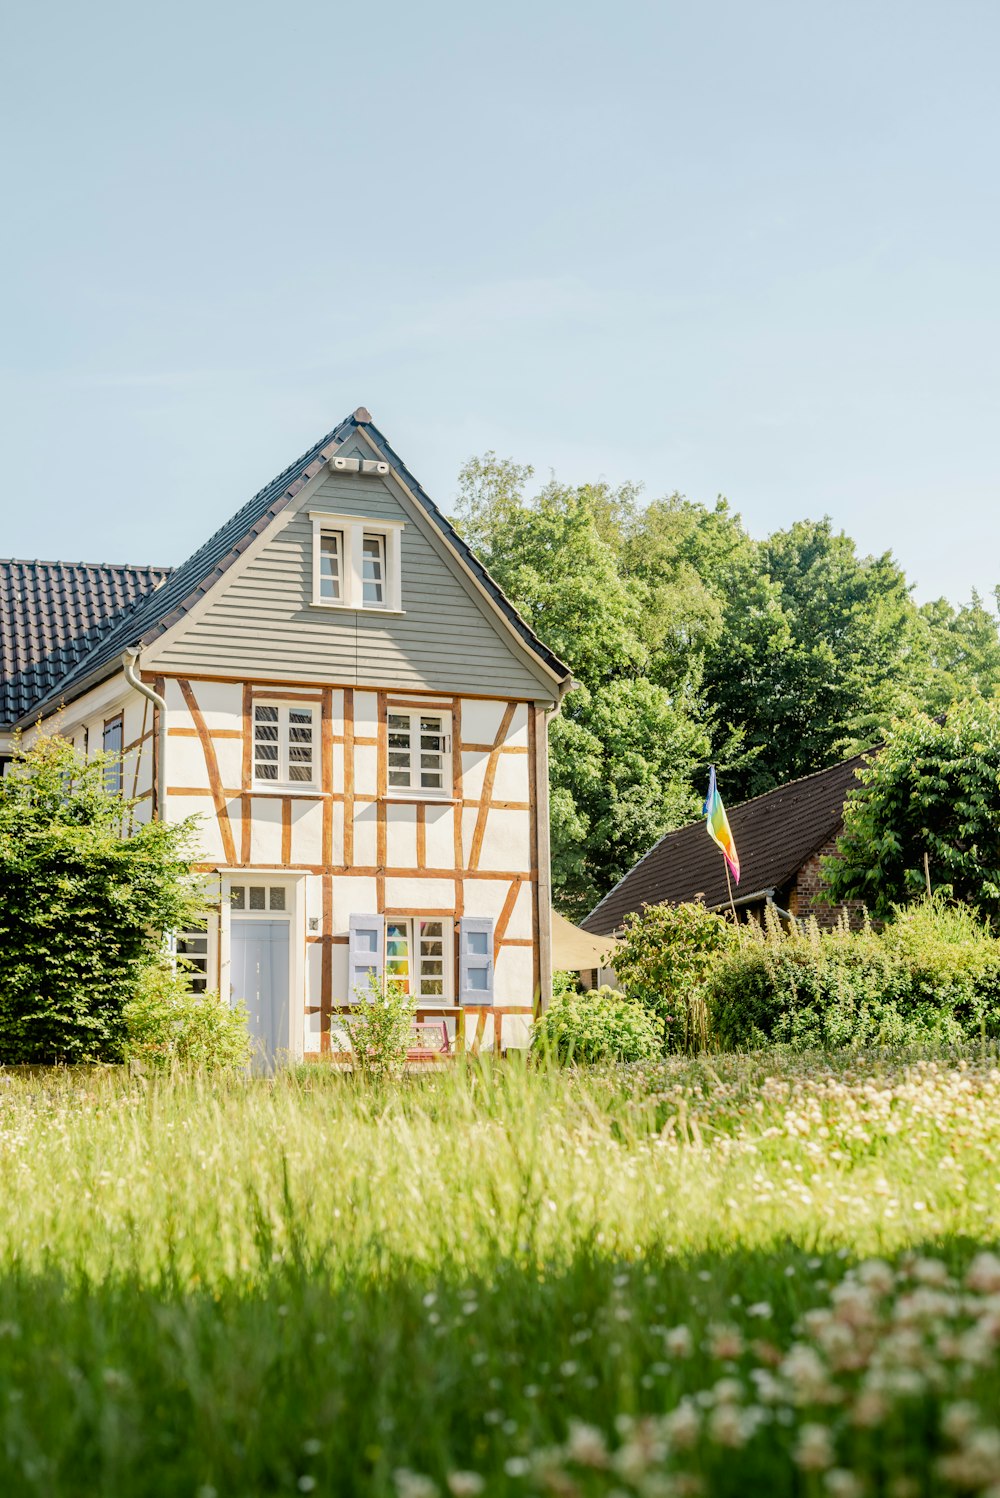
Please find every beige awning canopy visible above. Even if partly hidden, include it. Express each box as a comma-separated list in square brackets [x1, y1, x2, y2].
[551, 909, 620, 971]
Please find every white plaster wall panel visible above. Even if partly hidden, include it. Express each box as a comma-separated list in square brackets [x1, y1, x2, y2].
[330, 876, 380, 931]
[331, 742, 344, 794]
[501, 1015, 532, 1050]
[163, 678, 190, 720]
[305, 873, 324, 926]
[186, 680, 243, 730]
[495, 945, 534, 1004]
[461, 699, 506, 745]
[213, 738, 244, 788]
[386, 803, 417, 867]
[291, 800, 324, 865]
[461, 877, 534, 939]
[383, 877, 455, 911]
[506, 703, 530, 749]
[133, 743, 153, 796]
[167, 737, 213, 787]
[123, 698, 146, 745]
[332, 945, 351, 1003]
[460, 748, 488, 801]
[329, 800, 344, 866]
[164, 798, 223, 862]
[330, 687, 344, 736]
[460, 808, 477, 866]
[423, 802, 454, 869]
[352, 801, 378, 867]
[491, 752, 530, 802]
[477, 808, 532, 873]
[354, 743, 378, 797]
[250, 797, 283, 864]
[305, 944, 323, 1033]
[354, 691, 379, 735]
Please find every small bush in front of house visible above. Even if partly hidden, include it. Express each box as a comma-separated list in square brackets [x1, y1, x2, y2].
[124, 961, 252, 1073]
[707, 899, 1000, 1051]
[530, 987, 661, 1065]
[611, 900, 736, 1052]
[343, 972, 417, 1085]
[0, 735, 199, 1065]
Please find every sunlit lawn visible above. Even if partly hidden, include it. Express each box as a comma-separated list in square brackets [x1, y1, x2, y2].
[1, 1052, 999, 1495]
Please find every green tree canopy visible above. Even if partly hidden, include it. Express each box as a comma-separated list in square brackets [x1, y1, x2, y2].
[0, 735, 199, 1063]
[822, 698, 1000, 926]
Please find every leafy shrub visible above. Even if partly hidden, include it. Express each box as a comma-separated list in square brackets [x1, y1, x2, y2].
[343, 973, 416, 1085]
[707, 899, 1000, 1051]
[124, 961, 252, 1073]
[0, 736, 198, 1064]
[530, 987, 660, 1065]
[612, 901, 736, 1052]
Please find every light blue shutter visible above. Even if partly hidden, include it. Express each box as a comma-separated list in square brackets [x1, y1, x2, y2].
[349, 914, 385, 1001]
[459, 917, 495, 1006]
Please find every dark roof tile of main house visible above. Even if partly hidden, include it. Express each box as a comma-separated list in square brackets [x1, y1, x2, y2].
[581, 752, 871, 936]
[9, 409, 571, 725]
[0, 560, 172, 730]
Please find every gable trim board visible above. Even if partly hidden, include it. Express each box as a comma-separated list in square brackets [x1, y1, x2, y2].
[13, 411, 572, 729]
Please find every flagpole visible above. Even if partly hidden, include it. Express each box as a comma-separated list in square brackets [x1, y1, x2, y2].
[724, 859, 739, 924]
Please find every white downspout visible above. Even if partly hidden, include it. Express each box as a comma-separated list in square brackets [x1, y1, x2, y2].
[122, 650, 167, 820]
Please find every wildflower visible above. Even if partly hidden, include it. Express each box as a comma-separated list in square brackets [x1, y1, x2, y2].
[394, 1472, 439, 1498]
[856, 1259, 895, 1295]
[824, 1471, 862, 1498]
[780, 1343, 830, 1401]
[967, 1253, 1000, 1294]
[297, 1480, 316, 1494]
[446, 1475, 484, 1497]
[708, 1403, 748, 1448]
[851, 1389, 888, 1428]
[504, 1457, 531, 1477]
[665, 1326, 693, 1358]
[565, 1422, 608, 1467]
[795, 1423, 835, 1472]
[664, 1400, 701, 1449]
[709, 1324, 744, 1360]
[942, 1402, 979, 1441]
[747, 1302, 772, 1319]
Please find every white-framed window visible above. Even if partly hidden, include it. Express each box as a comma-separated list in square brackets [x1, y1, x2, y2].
[229, 883, 287, 912]
[385, 917, 451, 1002]
[252, 702, 317, 788]
[171, 925, 210, 993]
[310, 512, 404, 612]
[387, 710, 450, 794]
[362, 533, 385, 605]
[318, 530, 343, 602]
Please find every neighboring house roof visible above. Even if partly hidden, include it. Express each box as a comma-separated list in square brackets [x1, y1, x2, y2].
[8, 409, 572, 725]
[582, 752, 871, 936]
[0, 559, 171, 730]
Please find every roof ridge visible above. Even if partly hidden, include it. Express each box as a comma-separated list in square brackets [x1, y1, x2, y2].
[0, 558, 172, 573]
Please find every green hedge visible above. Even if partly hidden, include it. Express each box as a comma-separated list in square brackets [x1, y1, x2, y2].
[531, 987, 661, 1064]
[708, 899, 1000, 1051]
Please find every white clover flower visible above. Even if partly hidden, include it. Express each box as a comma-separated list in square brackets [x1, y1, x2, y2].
[708, 1403, 748, 1449]
[709, 1324, 744, 1360]
[394, 1471, 439, 1498]
[942, 1401, 980, 1441]
[713, 1378, 744, 1405]
[912, 1257, 950, 1287]
[967, 1253, 1000, 1294]
[503, 1457, 531, 1478]
[565, 1421, 608, 1467]
[856, 1259, 895, 1295]
[665, 1326, 694, 1358]
[824, 1469, 862, 1498]
[446, 1474, 484, 1497]
[664, 1400, 701, 1449]
[794, 1423, 835, 1472]
[780, 1343, 830, 1400]
[747, 1302, 772, 1319]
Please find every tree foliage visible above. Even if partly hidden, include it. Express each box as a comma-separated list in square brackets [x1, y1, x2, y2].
[453, 453, 1000, 918]
[0, 736, 199, 1063]
[822, 698, 1000, 925]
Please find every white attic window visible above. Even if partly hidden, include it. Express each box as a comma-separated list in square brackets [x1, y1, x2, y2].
[310, 513, 404, 613]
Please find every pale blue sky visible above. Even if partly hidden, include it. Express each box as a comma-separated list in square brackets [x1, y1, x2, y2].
[1, 1, 997, 604]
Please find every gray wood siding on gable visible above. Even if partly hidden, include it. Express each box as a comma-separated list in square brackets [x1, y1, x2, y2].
[149, 471, 555, 698]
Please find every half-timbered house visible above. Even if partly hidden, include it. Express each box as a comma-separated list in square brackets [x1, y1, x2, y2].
[0, 409, 573, 1064]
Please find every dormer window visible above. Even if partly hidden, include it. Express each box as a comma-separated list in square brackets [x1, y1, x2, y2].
[319, 531, 344, 602]
[310, 513, 403, 613]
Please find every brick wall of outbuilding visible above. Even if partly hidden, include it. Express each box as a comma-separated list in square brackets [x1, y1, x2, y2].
[788, 832, 868, 930]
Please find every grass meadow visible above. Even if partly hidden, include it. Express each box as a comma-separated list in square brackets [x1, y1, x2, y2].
[1, 1053, 1000, 1496]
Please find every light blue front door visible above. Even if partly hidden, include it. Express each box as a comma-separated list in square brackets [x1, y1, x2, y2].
[230, 920, 290, 1071]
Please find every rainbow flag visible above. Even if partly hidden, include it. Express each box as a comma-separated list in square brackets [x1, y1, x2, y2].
[705, 766, 740, 884]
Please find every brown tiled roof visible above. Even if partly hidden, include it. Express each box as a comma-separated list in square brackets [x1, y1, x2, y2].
[0, 559, 171, 729]
[581, 752, 871, 936]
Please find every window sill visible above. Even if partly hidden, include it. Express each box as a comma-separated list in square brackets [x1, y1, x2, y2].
[383, 792, 457, 805]
[249, 786, 324, 798]
[309, 601, 405, 617]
